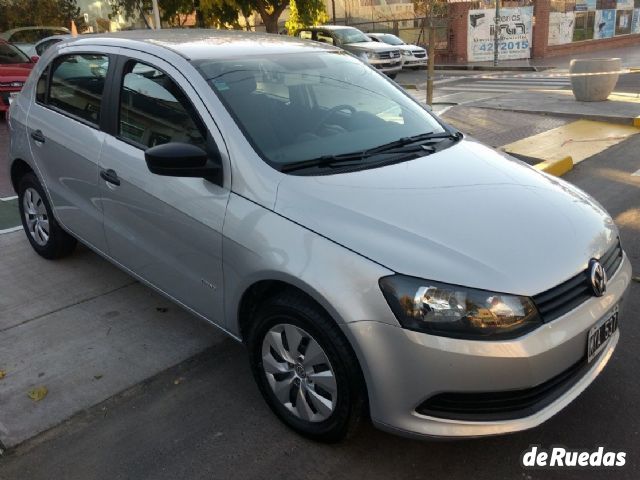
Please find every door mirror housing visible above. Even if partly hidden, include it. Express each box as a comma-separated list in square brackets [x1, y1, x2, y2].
[145, 142, 221, 181]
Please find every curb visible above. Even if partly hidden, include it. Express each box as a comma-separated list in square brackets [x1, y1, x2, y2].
[534, 156, 574, 177]
[434, 65, 546, 72]
[467, 105, 639, 126]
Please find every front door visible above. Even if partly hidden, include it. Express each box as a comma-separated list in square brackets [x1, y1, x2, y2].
[98, 53, 230, 325]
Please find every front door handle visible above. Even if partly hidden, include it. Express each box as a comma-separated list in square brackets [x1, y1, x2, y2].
[30, 129, 45, 143]
[100, 169, 120, 186]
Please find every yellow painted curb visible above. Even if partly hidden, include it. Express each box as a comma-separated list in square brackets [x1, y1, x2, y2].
[634, 116, 640, 128]
[534, 156, 574, 177]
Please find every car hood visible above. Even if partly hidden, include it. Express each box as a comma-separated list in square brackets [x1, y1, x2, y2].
[400, 44, 425, 52]
[345, 42, 398, 53]
[274, 139, 617, 296]
[0, 63, 34, 81]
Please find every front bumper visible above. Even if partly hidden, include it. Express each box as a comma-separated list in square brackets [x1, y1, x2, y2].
[370, 59, 403, 75]
[402, 57, 428, 68]
[342, 253, 631, 438]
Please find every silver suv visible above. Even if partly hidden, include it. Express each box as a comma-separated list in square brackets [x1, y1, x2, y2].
[297, 26, 402, 78]
[8, 30, 630, 442]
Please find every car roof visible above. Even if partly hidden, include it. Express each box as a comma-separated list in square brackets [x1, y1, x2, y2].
[306, 25, 358, 31]
[63, 29, 339, 61]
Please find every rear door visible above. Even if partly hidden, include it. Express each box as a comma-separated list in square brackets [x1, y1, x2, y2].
[98, 52, 231, 325]
[26, 48, 114, 251]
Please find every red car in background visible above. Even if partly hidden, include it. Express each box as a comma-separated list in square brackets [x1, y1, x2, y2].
[0, 40, 36, 116]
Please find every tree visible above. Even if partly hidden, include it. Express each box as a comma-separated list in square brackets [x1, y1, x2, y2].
[412, 0, 448, 105]
[285, 0, 328, 35]
[0, 0, 87, 32]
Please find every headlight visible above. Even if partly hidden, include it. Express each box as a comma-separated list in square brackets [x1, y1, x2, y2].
[379, 275, 542, 340]
[402, 50, 412, 57]
[365, 51, 378, 59]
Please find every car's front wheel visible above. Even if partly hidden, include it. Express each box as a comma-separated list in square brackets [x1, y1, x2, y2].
[248, 291, 366, 442]
[18, 172, 77, 259]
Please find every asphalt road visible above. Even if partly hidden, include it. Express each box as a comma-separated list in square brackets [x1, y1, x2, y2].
[0, 129, 638, 480]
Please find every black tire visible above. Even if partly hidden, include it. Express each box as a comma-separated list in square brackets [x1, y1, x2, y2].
[388, 73, 397, 79]
[248, 291, 367, 442]
[17, 172, 77, 259]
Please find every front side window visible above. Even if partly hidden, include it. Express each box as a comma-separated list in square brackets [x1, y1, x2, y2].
[194, 52, 445, 171]
[48, 54, 109, 125]
[0, 41, 29, 64]
[298, 30, 313, 40]
[118, 61, 206, 149]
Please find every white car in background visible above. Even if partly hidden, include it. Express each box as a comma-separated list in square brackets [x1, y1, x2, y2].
[1, 26, 70, 57]
[367, 33, 427, 69]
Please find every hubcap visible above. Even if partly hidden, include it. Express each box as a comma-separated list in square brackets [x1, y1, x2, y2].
[22, 188, 49, 246]
[262, 324, 337, 422]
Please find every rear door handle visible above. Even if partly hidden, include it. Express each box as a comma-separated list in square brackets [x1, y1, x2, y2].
[31, 129, 45, 143]
[100, 169, 120, 186]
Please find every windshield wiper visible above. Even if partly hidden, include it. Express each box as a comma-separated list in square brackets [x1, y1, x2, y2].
[280, 130, 461, 173]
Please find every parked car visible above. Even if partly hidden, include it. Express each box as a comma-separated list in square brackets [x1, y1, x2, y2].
[296, 26, 402, 78]
[34, 34, 74, 57]
[9, 30, 630, 442]
[1, 26, 70, 57]
[367, 33, 427, 69]
[0, 40, 35, 116]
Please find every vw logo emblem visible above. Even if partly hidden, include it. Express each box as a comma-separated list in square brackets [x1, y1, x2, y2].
[589, 259, 607, 297]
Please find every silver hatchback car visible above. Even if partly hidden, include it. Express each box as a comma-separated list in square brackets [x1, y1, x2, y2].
[8, 30, 631, 442]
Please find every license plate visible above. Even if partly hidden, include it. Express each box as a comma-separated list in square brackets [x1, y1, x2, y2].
[587, 306, 618, 363]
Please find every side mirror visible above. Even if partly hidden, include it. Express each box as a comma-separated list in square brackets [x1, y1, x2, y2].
[30, 55, 40, 63]
[144, 142, 221, 181]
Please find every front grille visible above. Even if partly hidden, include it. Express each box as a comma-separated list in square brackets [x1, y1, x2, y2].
[532, 239, 623, 322]
[416, 355, 588, 421]
[413, 52, 426, 58]
[378, 50, 400, 60]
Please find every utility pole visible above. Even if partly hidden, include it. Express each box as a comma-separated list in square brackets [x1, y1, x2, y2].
[332, 0, 336, 24]
[493, 0, 499, 66]
[426, 17, 435, 106]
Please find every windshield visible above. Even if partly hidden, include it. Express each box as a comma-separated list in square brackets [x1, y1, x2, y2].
[0, 42, 29, 64]
[194, 52, 446, 171]
[377, 34, 405, 46]
[332, 28, 371, 44]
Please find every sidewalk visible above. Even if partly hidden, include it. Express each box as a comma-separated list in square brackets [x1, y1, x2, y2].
[465, 89, 640, 125]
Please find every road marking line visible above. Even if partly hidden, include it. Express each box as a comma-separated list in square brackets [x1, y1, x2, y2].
[0, 196, 17, 201]
[0, 226, 22, 234]
[632, 169, 640, 176]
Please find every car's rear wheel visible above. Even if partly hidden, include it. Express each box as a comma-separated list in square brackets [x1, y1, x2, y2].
[18, 172, 77, 259]
[248, 291, 366, 442]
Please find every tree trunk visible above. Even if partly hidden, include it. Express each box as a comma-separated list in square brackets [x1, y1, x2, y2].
[263, 14, 279, 33]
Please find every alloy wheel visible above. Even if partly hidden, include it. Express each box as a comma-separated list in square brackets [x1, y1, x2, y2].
[22, 187, 49, 246]
[261, 323, 337, 422]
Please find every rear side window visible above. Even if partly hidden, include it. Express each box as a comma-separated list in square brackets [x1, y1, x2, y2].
[298, 30, 312, 40]
[118, 61, 206, 149]
[48, 54, 109, 125]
